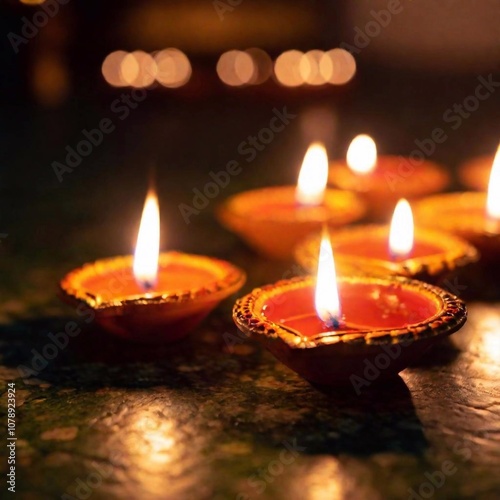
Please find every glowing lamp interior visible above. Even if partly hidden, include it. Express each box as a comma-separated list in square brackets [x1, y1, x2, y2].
[346, 134, 377, 174]
[133, 189, 160, 290]
[486, 144, 500, 219]
[315, 230, 341, 326]
[389, 198, 414, 259]
[296, 142, 328, 206]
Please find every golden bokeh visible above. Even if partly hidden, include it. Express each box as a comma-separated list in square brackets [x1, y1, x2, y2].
[217, 50, 255, 86]
[300, 50, 327, 86]
[321, 49, 357, 85]
[102, 51, 128, 87]
[245, 48, 272, 84]
[154, 49, 192, 88]
[274, 50, 304, 87]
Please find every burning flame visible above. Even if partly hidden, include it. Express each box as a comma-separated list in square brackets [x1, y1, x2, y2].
[296, 142, 328, 206]
[346, 134, 377, 174]
[486, 144, 500, 219]
[133, 189, 160, 290]
[389, 199, 414, 259]
[315, 229, 341, 327]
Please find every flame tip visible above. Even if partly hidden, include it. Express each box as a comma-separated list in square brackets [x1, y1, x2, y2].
[347, 134, 377, 174]
[296, 142, 328, 206]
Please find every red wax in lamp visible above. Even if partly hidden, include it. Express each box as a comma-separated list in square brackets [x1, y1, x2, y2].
[233, 269, 467, 386]
[217, 142, 365, 259]
[295, 199, 478, 284]
[264, 281, 438, 336]
[328, 134, 449, 220]
[333, 236, 440, 260]
[60, 189, 245, 343]
[233, 229, 467, 385]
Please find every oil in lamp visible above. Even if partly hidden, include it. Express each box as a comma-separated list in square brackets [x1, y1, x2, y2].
[60, 189, 246, 343]
[295, 199, 478, 284]
[234, 231, 467, 385]
[328, 134, 450, 220]
[217, 142, 365, 259]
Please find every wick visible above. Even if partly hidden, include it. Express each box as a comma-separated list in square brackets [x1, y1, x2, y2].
[324, 314, 344, 330]
[141, 280, 155, 292]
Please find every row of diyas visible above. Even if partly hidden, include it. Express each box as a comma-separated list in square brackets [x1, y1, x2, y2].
[217, 136, 490, 259]
[229, 140, 500, 384]
[57, 140, 500, 386]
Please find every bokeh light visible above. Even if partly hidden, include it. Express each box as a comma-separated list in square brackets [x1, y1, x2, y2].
[321, 48, 357, 85]
[300, 50, 327, 85]
[124, 51, 157, 88]
[245, 48, 272, 84]
[274, 50, 304, 87]
[154, 49, 192, 88]
[102, 51, 127, 87]
[217, 50, 255, 86]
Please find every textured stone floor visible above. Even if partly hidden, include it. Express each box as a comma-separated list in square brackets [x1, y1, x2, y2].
[1, 249, 500, 499]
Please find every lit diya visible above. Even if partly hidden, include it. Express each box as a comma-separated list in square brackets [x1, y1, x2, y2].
[295, 199, 478, 284]
[328, 134, 450, 220]
[233, 231, 467, 385]
[458, 144, 499, 191]
[60, 189, 246, 343]
[217, 142, 365, 260]
[415, 145, 500, 267]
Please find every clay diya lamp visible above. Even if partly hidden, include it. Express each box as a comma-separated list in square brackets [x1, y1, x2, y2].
[458, 145, 499, 191]
[60, 189, 246, 343]
[295, 199, 478, 284]
[328, 134, 450, 220]
[415, 147, 500, 269]
[233, 232, 467, 386]
[217, 142, 365, 260]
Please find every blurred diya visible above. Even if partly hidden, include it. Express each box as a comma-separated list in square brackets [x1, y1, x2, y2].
[295, 199, 478, 284]
[233, 232, 467, 385]
[217, 142, 365, 259]
[415, 146, 500, 264]
[458, 145, 498, 191]
[60, 189, 245, 343]
[328, 134, 450, 220]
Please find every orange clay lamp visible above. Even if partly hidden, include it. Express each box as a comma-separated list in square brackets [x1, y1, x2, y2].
[458, 144, 498, 191]
[60, 189, 245, 343]
[217, 142, 365, 260]
[234, 230, 467, 385]
[415, 144, 500, 268]
[295, 199, 478, 284]
[328, 134, 450, 220]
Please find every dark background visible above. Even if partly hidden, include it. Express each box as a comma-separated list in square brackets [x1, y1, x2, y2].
[1, 0, 500, 269]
